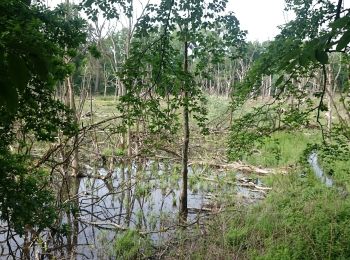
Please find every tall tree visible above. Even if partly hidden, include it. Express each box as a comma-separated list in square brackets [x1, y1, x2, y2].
[0, 0, 86, 242]
[228, 0, 350, 162]
[119, 0, 245, 220]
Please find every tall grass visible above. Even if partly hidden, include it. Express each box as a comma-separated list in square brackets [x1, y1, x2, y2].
[172, 171, 350, 260]
[167, 127, 350, 260]
[244, 131, 321, 168]
[226, 172, 350, 260]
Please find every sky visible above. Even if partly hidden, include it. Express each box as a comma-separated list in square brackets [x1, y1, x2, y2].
[48, 0, 289, 42]
[228, 0, 288, 42]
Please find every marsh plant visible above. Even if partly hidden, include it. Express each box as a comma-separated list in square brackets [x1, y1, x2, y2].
[113, 230, 153, 260]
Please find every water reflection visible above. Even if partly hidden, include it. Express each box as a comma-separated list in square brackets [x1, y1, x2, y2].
[0, 160, 267, 259]
[308, 152, 333, 187]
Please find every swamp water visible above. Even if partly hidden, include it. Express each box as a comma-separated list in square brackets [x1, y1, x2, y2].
[308, 152, 333, 187]
[0, 160, 267, 259]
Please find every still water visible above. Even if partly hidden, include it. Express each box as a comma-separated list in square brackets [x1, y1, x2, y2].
[0, 160, 267, 259]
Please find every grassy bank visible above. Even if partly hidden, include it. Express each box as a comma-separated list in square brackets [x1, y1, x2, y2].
[243, 130, 321, 168]
[225, 172, 350, 260]
[168, 170, 350, 259]
[166, 128, 350, 259]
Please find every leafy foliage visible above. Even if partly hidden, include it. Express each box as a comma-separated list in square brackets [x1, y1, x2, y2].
[0, 150, 56, 234]
[228, 0, 350, 161]
[17, 81, 78, 142]
[0, 1, 86, 112]
[226, 172, 350, 260]
[0, 0, 86, 234]
[79, 0, 133, 21]
[119, 0, 246, 142]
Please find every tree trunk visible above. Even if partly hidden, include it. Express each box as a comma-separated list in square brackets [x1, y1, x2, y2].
[94, 61, 100, 94]
[103, 63, 107, 97]
[327, 58, 342, 134]
[327, 65, 333, 133]
[126, 11, 133, 157]
[64, 0, 79, 178]
[179, 40, 189, 222]
[65, 76, 79, 177]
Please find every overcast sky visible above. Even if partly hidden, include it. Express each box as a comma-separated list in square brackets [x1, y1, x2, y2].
[48, 0, 290, 42]
[228, 0, 288, 42]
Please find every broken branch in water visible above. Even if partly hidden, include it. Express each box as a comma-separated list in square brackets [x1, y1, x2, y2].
[189, 161, 283, 175]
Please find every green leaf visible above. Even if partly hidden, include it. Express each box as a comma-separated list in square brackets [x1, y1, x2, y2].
[0, 81, 19, 112]
[315, 49, 328, 64]
[8, 53, 30, 92]
[88, 44, 101, 58]
[32, 55, 49, 81]
[275, 75, 284, 86]
[331, 16, 350, 30]
[336, 30, 350, 51]
[298, 53, 309, 67]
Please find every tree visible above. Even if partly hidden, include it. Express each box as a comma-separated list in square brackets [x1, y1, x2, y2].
[118, 0, 245, 220]
[228, 0, 350, 162]
[0, 0, 86, 243]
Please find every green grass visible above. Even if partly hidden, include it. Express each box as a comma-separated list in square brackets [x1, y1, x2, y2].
[319, 154, 350, 191]
[228, 172, 350, 260]
[79, 95, 119, 120]
[113, 230, 153, 259]
[173, 171, 350, 260]
[205, 94, 231, 123]
[244, 130, 321, 168]
[167, 122, 350, 260]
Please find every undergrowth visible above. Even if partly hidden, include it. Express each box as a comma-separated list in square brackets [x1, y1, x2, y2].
[166, 129, 350, 260]
[171, 171, 350, 260]
[227, 171, 350, 260]
[244, 130, 321, 168]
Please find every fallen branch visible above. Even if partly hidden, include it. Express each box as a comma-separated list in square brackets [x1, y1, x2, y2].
[189, 160, 283, 175]
[157, 147, 181, 158]
[79, 219, 128, 231]
[198, 176, 271, 191]
[238, 182, 272, 191]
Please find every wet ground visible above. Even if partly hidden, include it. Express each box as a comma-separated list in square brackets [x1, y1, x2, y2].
[0, 160, 268, 259]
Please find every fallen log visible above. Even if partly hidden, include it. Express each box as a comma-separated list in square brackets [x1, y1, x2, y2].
[79, 219, 128, 231]
[189, 160, 284, 175]
[238, 182, 272, 191]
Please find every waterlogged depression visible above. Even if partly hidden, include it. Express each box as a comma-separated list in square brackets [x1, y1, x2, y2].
[0, 160, 268, 259]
